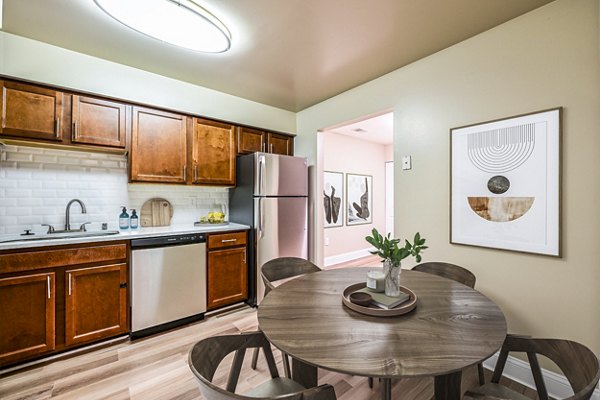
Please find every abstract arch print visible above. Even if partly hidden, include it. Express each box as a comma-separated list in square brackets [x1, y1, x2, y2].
[451, 108, 560, 256]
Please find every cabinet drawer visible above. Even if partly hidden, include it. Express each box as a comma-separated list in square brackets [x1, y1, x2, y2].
[0, 243, 128, 275]
[208, 231, 247, 250]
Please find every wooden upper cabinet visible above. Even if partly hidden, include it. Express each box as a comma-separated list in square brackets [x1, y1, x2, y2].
[193, 118, 236, 186]
[0, 272, 55, 366]
[267, 132, 294, 155]
[65, 264, 127, 346]
[0, 80, 64, 142]
[71, 95, 127, 148]
[130, 106, 187, 183]
[237, 126, 265, 154]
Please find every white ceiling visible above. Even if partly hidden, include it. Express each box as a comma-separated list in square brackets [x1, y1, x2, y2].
[1, 0, 555, 112]
[326, 113, 394, 145]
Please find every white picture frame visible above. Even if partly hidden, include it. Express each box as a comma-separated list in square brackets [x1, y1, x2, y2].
[324, 171, 344, 228]
[450, 108, 561, 256]
[346, 173, 373, 226]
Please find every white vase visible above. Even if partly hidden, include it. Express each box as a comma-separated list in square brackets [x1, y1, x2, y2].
[383, 259, 401, 297]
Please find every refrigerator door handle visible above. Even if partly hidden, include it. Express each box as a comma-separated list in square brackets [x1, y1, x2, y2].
[258, 197, 264, 238]
[258, 154, 266, 196]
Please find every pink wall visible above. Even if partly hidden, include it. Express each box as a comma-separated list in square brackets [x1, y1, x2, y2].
[323, 132, 387, 261]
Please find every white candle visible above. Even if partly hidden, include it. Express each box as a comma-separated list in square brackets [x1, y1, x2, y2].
[366, 270, 385, 292]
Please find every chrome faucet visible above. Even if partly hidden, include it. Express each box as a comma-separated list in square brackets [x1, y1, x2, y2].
[65, 199, 87, 231]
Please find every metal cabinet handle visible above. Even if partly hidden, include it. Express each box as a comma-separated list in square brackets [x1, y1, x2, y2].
[55, 118, 61, 138]
[194, 164, 198, 182]
[270, 143, 273, 153]
[243, 249, 246, 263]
[47, 276, 51, 299]
[72, 121, 79, 140]
[221, 238, 237, 243]
[183, 165, 187, 179]
[68, 273, 72, 296]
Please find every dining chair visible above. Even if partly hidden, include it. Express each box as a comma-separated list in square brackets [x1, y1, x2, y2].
[412, 261, 484, 384]
[464, 334, 600, 400]
[412, 261, 476, 288]
[189, 331, 337, 400]
[252, 257, 322, 378]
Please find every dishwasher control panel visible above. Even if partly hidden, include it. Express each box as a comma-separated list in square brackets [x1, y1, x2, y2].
[131, 233, 206, 249]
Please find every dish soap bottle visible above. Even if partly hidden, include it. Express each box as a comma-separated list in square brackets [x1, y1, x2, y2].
[119, 207, 129, 230]
[130, 209, 139, 229]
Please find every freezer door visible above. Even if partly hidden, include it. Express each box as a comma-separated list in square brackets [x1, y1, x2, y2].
[255, 197, 308, 302]
[254, 153, 308, 197]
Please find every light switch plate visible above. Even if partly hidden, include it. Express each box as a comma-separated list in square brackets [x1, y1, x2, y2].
[402, 156, 412, 170]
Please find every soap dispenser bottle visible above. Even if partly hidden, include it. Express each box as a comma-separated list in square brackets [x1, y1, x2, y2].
[130, 209, 139, 229]
[119, 207, 129, 230]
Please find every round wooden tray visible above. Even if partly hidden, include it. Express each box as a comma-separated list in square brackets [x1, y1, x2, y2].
[341, 282, 417, 317]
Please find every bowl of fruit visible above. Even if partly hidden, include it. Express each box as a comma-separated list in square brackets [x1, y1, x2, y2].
[195, 209, 228, 226]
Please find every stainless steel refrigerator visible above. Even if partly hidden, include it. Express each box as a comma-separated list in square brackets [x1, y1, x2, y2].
[229, 152, 308, 305]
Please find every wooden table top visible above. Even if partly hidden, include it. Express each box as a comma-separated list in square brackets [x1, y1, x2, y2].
[257, 267, 507, 379]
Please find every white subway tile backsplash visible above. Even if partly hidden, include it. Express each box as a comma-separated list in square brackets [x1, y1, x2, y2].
[1, 145, 230, 234]
[5, 189, 32, 198]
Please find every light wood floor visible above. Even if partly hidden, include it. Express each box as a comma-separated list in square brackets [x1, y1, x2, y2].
[0, 256, 536, 400]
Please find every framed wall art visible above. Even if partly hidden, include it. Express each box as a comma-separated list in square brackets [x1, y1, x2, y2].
[324, 171, 344, 228]
[450, 108, 561, 256]
[346, 173, 373, 226]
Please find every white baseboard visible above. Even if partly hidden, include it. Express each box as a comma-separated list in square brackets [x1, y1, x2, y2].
[483, 352, 600, 400]
[324, 248, 373, 267]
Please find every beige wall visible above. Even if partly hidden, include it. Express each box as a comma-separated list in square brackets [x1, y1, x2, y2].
[297, 0, 600, 354]
[0, 32, 296, 133]
[322, 132, 387, 261]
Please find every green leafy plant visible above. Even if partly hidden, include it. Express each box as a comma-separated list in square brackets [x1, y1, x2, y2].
[365, 228, 428, 267]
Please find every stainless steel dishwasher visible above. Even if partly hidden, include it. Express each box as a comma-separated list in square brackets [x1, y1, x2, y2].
[130, 233, 206, 338]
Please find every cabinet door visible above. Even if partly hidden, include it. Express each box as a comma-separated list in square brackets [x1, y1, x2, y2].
[65, 264, 127, 346]
[237, 126, 265, 154]
[193, 118, 236, 185]
[131, 106, 187, 183]
[207, 247, 248, 309]
[0, 272, 55, 366]
[267, 132, 294, 155]
[0, 80, 64, 141]
[72, 95, 127, 148]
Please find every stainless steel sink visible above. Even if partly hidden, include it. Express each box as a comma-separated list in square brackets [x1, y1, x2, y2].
[0, 230, 121, 243]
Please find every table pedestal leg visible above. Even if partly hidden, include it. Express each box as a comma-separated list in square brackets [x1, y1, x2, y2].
[291, 358, 317, 388]
[382, 378, 392, 400]
[434, 371, 462, 400]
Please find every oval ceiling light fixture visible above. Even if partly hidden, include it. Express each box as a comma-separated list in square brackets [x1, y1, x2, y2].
[93, 0, 231, 53]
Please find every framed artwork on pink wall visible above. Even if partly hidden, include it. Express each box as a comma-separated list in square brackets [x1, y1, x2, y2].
[324, 171, 343, 228]
[346, 173, 372, 226]
[450, 108, 561, 256]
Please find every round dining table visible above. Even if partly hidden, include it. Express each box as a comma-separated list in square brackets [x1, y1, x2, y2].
[257, 267, 507, 400]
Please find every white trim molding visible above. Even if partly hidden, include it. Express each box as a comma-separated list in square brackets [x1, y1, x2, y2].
[483, 352, 600, 400]
[324, 248, 373, 267]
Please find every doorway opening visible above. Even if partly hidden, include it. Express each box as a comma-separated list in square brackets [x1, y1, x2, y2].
[318, 111, 394, 268]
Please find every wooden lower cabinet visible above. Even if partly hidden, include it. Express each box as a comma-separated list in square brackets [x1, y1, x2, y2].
[0, 242, 129, 367]
[65, 264, 128, 346]
[0, 272, 55, 365]
[207, 246, 248, 310]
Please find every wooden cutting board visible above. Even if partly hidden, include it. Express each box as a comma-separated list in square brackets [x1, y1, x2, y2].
[140, 198, 173, 227]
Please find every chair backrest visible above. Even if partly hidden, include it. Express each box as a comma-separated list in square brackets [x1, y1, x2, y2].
[189, 331, 336, 400]
[491, 335, 600, 400]
[412, 262, 476, 288]
[261, 257, 321, 296]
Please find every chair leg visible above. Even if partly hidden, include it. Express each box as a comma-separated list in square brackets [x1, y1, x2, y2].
[368, 377, 373, 388]
[282, 351, 292, 378]
[251, 347, 260, 370]
[477, 362, 485, 385]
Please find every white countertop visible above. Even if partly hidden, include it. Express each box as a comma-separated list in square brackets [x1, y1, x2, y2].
[0, 222, 250, 251]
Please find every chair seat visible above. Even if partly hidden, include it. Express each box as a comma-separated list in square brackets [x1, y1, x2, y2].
[244, 377, 306, 398]
[464, 383, 532, 400]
